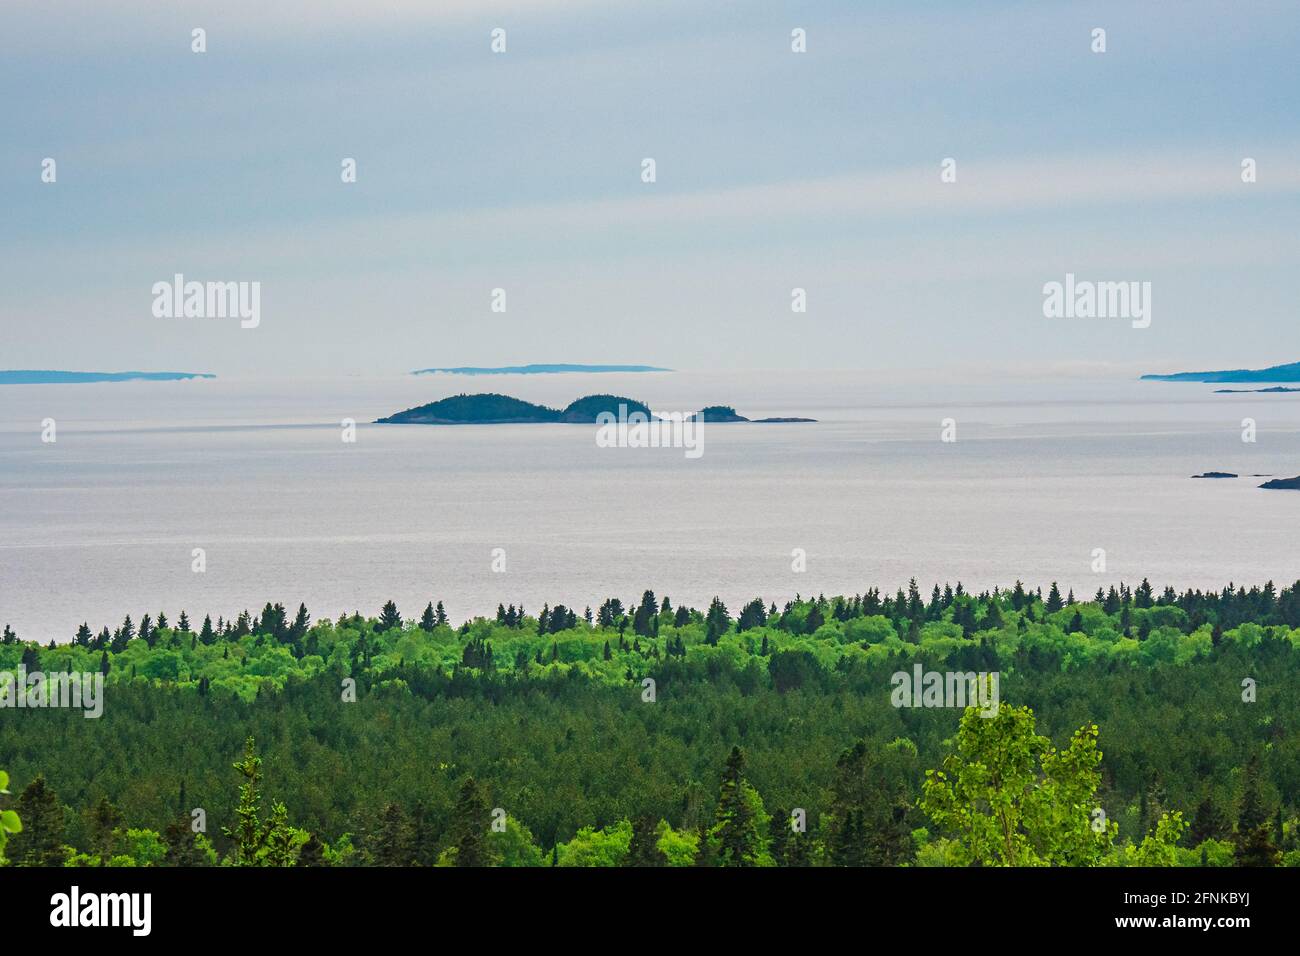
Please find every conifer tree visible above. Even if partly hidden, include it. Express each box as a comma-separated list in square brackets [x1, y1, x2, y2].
[224, 737, 264, 866]
[450, 777, 491, 867]
[377, 600, 402, 633]
[1045, 583, 1064, 613]
[707, 747, 771, 866]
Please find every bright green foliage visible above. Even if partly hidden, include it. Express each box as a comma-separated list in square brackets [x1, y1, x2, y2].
[1106, 812, 1187, 866]
[920, 706, 1115, 866]
[4, 579, 1300, 866]
[655, 822, 699, 866]
[0, 770, 20, 862]
[555, 820, 632, 867]
[486, 816, 544, 867]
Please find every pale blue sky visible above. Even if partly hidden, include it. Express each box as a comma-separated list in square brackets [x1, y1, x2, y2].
[2, 0, 1297, 376]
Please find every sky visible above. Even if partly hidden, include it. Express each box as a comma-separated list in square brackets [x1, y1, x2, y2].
[1, 0, 1298, 378]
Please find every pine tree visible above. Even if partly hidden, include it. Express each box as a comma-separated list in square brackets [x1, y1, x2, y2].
[435, 601, 448, 626]
[450, 778, 490, 867]
[420, 602, 436, 632]
[1235, 754, 1279, 866]
[8, 775, 66, 866]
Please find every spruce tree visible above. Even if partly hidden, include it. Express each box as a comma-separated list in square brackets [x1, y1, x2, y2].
[377, 600, 402, 633]
[708, 746, 771, 866]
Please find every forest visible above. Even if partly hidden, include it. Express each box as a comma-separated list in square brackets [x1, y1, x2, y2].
[1, 578, 1297, 867]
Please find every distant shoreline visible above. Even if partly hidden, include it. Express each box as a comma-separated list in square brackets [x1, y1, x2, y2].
[412, 364, 672, 376]
[1141, 360, 1300, 383]
[0, 370, 216, 385]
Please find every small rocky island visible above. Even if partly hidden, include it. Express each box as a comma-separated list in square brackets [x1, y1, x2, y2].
[1191, 472, 1237, 479]
[376, 394, 815, 425]
[1259, 476, 1300, 490]
[1214, 386, 1300, 394]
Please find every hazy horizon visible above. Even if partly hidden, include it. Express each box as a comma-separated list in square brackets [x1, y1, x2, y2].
[3, 0, 1298, 377]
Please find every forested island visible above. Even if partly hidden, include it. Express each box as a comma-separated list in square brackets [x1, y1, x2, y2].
[376, 393, 814, 425]
[2, 578, 1297, 868]
[0, 370, 215, 385]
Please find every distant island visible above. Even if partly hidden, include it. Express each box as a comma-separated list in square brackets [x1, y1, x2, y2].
[1191, 472, 1237, 479]
[1141, 360, 1300, 383]
[0, 370, 215, 385]
[412, 364, 671, 376]
[1259, 476, 1300, 490]
[376, 393, 815, 425]
[1214, 387, 1300, 394]
[698, 405, 816, 423]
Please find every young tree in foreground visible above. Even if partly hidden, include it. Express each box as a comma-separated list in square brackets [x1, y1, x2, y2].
[920, 704, 1115, 866]
[0, 770, 21, 863]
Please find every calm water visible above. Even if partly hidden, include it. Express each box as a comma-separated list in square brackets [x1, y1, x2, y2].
[2, 371, 1298, 642]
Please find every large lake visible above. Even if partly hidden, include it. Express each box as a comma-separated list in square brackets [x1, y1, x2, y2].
[2, 371, 1297, 642]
